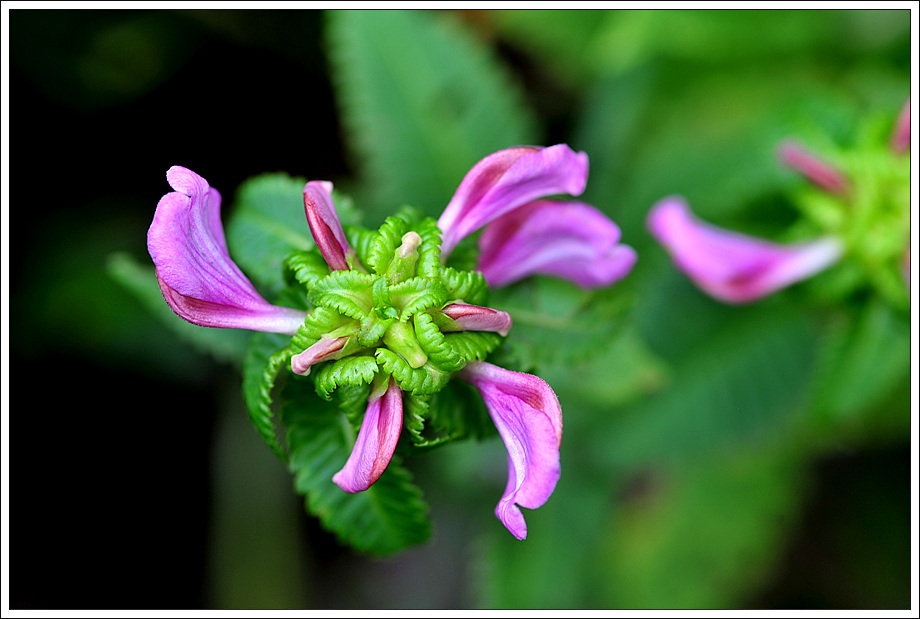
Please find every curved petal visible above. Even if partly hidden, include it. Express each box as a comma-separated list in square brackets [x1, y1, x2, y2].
[777, 140, 848, 194]
[477, 200, 637, 289]
[440, 303, 513, 337]
[290, 335, 348, 376]
[304, 180, 354, 271]
[647, 196, 843, 304]
[437, 145, 589, 257]
[458, 362, 562, 540]
[333, 379, 404, 493]
[891, 98, 910, 155]
[148, 166, 305, 333]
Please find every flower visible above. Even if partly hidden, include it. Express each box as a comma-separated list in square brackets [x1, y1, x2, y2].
[148, 166, 306, 334]
[648, 99, 909, 305]
[647, 196, 843, 304]
[149, 144, 634, 539]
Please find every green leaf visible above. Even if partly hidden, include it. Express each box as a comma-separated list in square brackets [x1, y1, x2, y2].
[107, 252, 251, 365]
[225, 173, 316, 296]
[389, 277, 448, 320]
[374, 348, 451, 396]
[492, 277, 633, 369]
[439, 266, 490, 306]
[283, 249, 330, 290]
[242, 331, 294, 460]
[413, 311, 465, 373]
[807, 300, 910, 434]
[326, 9, 539, 218]
[596, 301, 819, 469]
[404, 381, 493, 452]
[597, 446, 806, 608]
[312, 354, 379, 400]
[366, 215, 409, 274]
[282, 380, 431, 555]
[308, 270, 377, 319]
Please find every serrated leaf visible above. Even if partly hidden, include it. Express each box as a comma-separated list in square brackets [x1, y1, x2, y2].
[440, 266, 490, 306]
[308, 270, 376, 319]
[242, 331, 295, 460]
[366, 215, 409, 274]
[291, 307, 353, 346]
[443, 331, 503, 364]
[413, 311, 465, 373]
[404, 381, 493, 452]
[375, 348, 451, 395]
[312, 354, 379, 400]
[326, 9, 538, 218]
[389, 277, 449, 320]
[282, 380, 431, 555]
[284, 249, 330, 290]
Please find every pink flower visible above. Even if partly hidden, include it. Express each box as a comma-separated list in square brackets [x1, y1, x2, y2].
[147, 166, 306, 334]
[647, 196, 843, 304]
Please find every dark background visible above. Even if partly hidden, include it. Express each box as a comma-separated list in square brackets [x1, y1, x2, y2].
[8, 9, 911, 609]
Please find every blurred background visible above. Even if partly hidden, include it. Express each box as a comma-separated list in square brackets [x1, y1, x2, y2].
[7, 8, 913, 609]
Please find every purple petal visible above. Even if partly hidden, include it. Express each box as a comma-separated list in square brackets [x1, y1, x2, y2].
[458, 362, 562, 540]
[647, 196, 843, 304]
[440, 303, 513, 337]
[291, 335, 348, 376]
[477, 200, 637, 289]
[304, 180, 354, 271]
[891, 98, 910, 155]
[333, 379, 403, 493]
[437, 145, 589, 257]
[148, 166, 306, 334]
[777, 140, 849, 194]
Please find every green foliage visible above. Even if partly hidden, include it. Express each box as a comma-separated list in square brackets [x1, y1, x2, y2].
[282, 379, 431, 555]
[601, 300, 819, 469]
[598, 446, 807, 609]
[807, 299, 910, 439]
[325, 10, 539, 218]
[241, 332, 294, 460]
[491, 276, 633, 371]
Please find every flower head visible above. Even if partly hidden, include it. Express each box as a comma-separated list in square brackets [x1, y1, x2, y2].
[150, 144, 633, 540]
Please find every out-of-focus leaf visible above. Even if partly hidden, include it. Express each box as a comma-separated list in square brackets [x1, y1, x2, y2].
[807, 300, 910, 436]
[598, 301, 819, 468]
[107, 251, 250, 365]
[597, 446, 807, 608]
[490, 277, 633, 372]
[325, 9, 538, 219]
[282, 379, 431, 555]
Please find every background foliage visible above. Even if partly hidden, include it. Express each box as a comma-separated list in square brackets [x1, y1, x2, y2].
[8, 8, 912, 609]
